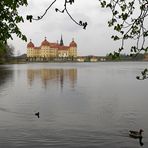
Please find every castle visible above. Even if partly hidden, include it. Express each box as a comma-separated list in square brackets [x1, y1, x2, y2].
[27, 36, 77, 61]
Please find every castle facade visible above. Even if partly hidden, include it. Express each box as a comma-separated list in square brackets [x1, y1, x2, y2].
[27, 36, 77, 61]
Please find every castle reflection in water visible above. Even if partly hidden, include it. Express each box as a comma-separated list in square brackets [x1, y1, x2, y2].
[27, 68, 77, 89]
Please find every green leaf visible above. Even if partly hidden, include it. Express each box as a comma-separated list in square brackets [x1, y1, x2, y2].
[0, 0, 28, 42]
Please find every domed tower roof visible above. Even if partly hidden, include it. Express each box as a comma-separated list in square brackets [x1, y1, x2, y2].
[41, 37, 50, 46]
[70, 38, 77, 47]
[27, 39, 34, 48]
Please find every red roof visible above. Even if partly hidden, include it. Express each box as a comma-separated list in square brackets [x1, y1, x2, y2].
[27, 38, 77, 49]
[70, 40, 77, 47]
[50, 43, 59, 48]
[41, 38, 50, 46]
[58, 46, 69, 50]
[27, 40, 34, 48]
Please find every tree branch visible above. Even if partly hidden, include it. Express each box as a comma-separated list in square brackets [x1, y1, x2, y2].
[27, 0, 87, 29]
[99, 0, 148, 57]
[33, 0, 57, 20]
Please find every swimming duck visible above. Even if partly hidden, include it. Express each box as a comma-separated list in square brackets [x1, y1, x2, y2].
[35, 112, 40, 118]
[129, 129, 143, 138]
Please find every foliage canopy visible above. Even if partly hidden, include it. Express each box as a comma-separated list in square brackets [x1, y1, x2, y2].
[0, 41, 14, 60]
[0, 0, 28, 43]
[99, 0, 148, 58]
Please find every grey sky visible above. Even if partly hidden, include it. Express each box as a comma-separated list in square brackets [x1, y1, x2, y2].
[8, 0, 147, 56]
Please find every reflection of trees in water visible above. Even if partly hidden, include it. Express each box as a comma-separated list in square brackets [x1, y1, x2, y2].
[0, 67, 13, 89]
[27, 69, 77, 89]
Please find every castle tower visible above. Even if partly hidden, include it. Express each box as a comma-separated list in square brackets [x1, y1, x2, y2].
[27, 39, 34, 58]
[69, 38, 77, 58]
[60, 35, 64, 46]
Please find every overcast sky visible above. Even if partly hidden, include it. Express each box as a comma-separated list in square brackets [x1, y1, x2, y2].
[8, 0, 147, 56]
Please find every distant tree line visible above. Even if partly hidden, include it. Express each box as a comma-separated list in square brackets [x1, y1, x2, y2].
[0, 42, 14, 63]
[106, 53, 145, 61]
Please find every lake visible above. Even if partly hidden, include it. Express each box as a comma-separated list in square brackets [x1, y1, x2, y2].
[0, 62, 148, 147]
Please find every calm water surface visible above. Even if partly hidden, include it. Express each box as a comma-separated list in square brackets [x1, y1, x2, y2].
[0, 62, 148, 148]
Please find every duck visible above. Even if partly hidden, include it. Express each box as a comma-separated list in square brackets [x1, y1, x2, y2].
[129, 129, 143, 138]
[35, 112, 40, 118]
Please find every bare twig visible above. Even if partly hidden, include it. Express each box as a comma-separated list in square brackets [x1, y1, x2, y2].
[27, 0, 87, 29]
[32, 0, 57, 20]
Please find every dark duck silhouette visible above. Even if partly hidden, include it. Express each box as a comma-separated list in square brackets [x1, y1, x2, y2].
[129, 129, 144, 138]
[35, 112, 40, 118]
